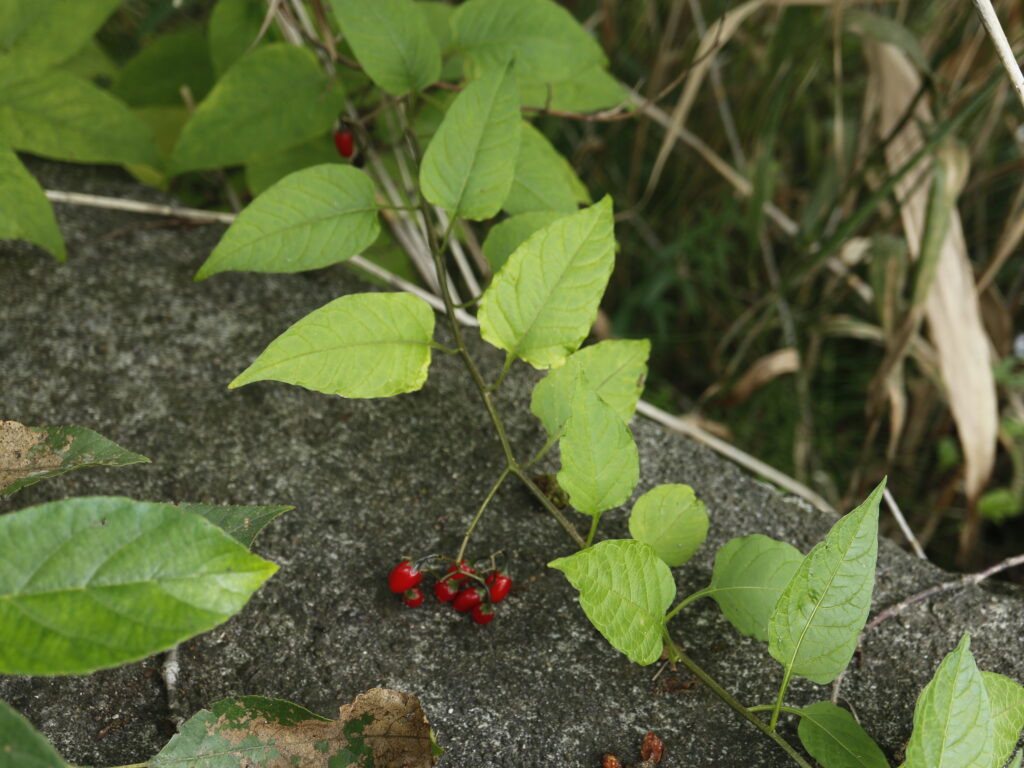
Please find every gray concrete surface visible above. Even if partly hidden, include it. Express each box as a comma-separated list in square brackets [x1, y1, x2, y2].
[1, 160, 1022, 768]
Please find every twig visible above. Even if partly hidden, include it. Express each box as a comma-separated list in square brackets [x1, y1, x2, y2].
[970, 0, 1024, 113]
[864, 552, 1024, 635]
[162, 647, 183, 728]
[884, 487, 927, 559]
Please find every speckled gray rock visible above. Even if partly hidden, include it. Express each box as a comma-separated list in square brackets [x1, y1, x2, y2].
[2, 160, 1022, 768]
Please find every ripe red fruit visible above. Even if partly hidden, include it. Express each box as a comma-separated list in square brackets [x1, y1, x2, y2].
[334, 130, 354, 158]
[401, 587, 424, 607]
[446, 560, 475, 582]
[470, 602, 494, 625]
[434, 579, 459, 603]
[388, 560, 422, 593]
[452, 586, 484, 613]
[485, 571, 512, 603]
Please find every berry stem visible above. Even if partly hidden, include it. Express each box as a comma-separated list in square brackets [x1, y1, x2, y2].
[456, 467, 511, 565]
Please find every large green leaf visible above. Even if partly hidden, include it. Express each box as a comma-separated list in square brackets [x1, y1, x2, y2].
[0, 0, 121, 84]
[0, 70, 160, 166]
[478, 196, 615, 368]
[530, 338, 649, 438]
[0, 421, 150, 497]
[111, 26, 214, 107]
[59, 38, 118, 83]
[982, 671, 1024, 767]
[452, 0, 614, 111]
[505, 121, 589, 215]
[0, 701, 64, 768]
[558, 388, 639, 516]
[904, 635, 994, 768]
[0, 148, 64, 262]
[230, 292, 435, 398]
[330, 0, 440, 95]
[196, 165, 379, 279]
[709, 534, 803, 642]
[208, 0, 267, 76]
[628, 484, 708, 567]
[419, 60, 520, 220]
[549, 539, 675, 665]
[0, 497, 277, 675]
[245, 134, 340, 196]
[482, 210, 566, 271]
[170, 44, 345, 174]
[177, 503, 293, 549]
[768, 480, 884, 684]
[151, 689, 435, 768]
[796, 701, 889, 768]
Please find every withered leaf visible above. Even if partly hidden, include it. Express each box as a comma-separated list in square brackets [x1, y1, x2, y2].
[151, 688, 436, 768]
[0, 421, 149, 497]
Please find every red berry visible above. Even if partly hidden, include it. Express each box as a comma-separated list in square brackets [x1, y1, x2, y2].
[452, 586, 484, 613]
[446, 560, 476, 583]
[485, 571, 512, 603]
[334, 130, 354, 158]
[388, 560, 422, 593]
[470, 602, 494, 625]
[434, 579, 459, 603]
[401, 587, 424, 607]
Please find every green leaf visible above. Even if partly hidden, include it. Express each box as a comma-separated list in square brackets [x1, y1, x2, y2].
[176, 503, 293, 548]
[0, 70, 161, 166]
[208, 0, 267, 76]
[504, 121, 589, 215]
[245, 134, 340, 196]
[531, 65, 628, 113]
[0, 497, 277, 675]
[59, 39, 118, 83]
[709, 534, 803, 642]
[111, 26, 214, 107]
[170, 44, 345, 174]
[797, 701, 890, 768]
[1011, 752, 1023, 768]
[557, 388, 639, 516]
[418, 1, 462, 80]
[628, 484, 708, 567]
[151, 689, 434, 768]
[768, 479, 884, 684]
[549, 539, 675, 665]
[483, 211, 566, 272]
[230, 292, 435, 398]
[0, 421, 150, 497]
[478, 196, 615, 368]
[904, 634, 995, 768]
[982, 671, 1024, 767]
[330, 0, 441, 95]
[0, 0, 121, 84]
[0, 148, 65, 262]
[196, 165, 379, 280]
[530, 338, 649, 438]
[419, 60, 520, 220]
[0, 701, 64, 768]
[452, 0, 613, 111]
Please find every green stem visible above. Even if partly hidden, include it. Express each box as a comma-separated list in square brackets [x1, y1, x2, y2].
[455, 468, 511, 564]
[770, 668, 795, 731]
[584, 512, 602, 547]
[664, 586, 716, 622]
[521, 431, 560, 469]
[486, 352, 514, 392]
[749, 704, 805, 719]
[663, 630, 813, 768]
[516, 469, 587, 549]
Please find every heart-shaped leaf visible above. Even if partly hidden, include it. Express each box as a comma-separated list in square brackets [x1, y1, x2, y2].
[0, 497, 277, 675]
[230, 292, 435, 398]
[628, 484, 708, 567]
[549, 539, 674, 665]
[196, 165, 379, 279]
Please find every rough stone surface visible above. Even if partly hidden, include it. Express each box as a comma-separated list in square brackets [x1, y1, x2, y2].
[2, 160, 1023, 768]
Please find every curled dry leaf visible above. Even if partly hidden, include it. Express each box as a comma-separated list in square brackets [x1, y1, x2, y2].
[640, 731, 665, 763]
[601, 753, 623, 768]
[866, 42, 998, 509]
[151, 688, 436, 768]
[0, 420, 149, 497]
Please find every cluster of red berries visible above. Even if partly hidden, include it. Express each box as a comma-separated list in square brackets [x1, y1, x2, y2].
[387, 558, 512, 625]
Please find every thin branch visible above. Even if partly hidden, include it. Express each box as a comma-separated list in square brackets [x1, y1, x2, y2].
[884, 487, 927, 559]
[970, 0, 1024, 113]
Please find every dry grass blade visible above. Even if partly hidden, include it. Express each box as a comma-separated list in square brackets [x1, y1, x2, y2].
[722, 348, 800, 405]
[867, 41, 998, 557]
